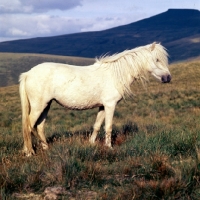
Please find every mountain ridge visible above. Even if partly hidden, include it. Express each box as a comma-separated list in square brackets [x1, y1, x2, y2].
[1, 8, 200, 62]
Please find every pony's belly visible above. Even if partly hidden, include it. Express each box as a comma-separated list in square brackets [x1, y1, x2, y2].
[55, 98, 102, 110]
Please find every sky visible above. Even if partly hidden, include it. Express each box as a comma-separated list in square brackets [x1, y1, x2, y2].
[0, 0, 200, 42]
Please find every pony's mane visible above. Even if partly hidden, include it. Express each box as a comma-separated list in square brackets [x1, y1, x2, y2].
[95, 43, 168, 98]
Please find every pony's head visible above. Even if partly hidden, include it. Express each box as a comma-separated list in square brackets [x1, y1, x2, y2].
[147, 42, 171, 83]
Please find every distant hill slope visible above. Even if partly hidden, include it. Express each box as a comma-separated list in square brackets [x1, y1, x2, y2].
[0, 53, 94, 87]
[0, 9, 200, 62]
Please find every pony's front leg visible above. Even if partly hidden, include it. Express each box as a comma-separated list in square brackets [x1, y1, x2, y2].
[89, 106, 105, 144]
[104, 104, 116, 148]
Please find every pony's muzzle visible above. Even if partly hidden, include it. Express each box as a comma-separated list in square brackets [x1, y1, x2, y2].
[161, 75, 171, 83]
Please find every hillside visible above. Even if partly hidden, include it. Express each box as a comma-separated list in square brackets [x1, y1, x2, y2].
[0, 9, 200, 62]
[0, 53, 94, 87]
[1, 59, 200, 199]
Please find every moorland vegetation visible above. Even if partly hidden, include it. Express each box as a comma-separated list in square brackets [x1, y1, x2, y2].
[0, 55, 200, 199]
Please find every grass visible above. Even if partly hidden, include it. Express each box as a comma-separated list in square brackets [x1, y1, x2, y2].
[0, 58, 200, 199]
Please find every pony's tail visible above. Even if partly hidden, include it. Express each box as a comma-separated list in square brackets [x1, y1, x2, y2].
[19, 73, 34, 156]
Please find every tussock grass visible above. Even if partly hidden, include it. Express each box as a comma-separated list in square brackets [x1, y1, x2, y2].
[1, 59, 200, 199]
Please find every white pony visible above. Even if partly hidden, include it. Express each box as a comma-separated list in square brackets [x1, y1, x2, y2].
[19, 42, 171, 156]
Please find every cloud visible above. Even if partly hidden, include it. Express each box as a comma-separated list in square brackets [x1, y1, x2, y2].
[0, 0, 164, 42]
[0, 0, 85, 41]
[81, 17, 125, 32]
[8, 28, 29, 37]
[0, 13, 129, 42]
[2, 0, 199, 42]
[0, 0, 83, 14]
[0, 14, 81, 40]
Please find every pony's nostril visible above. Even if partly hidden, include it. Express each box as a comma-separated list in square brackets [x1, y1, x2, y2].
[162, 75, 171, 83]
[167, 75, 171, 82]
[161, 76, 165, 82]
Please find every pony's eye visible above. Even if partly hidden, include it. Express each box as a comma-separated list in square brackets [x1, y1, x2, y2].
[156, 59, 159, 62]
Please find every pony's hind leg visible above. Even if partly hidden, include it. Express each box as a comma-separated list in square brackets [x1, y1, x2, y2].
[26, 101, 50, 155]
[24, 108, 44, 156]
[35, 100, 52, 150]
[89, 106, 105, 144]
[23, 126, 35, 157]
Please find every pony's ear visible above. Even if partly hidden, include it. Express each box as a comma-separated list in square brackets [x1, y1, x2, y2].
[150, 42, 156, 51]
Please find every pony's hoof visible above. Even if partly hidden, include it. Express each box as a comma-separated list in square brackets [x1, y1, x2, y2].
[22, 149, 35, 157]
[89, 138, 96, 145]
[41, 142, 49, 150]
[104, 143, 113, 150]
[89, 141, 96, 146]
